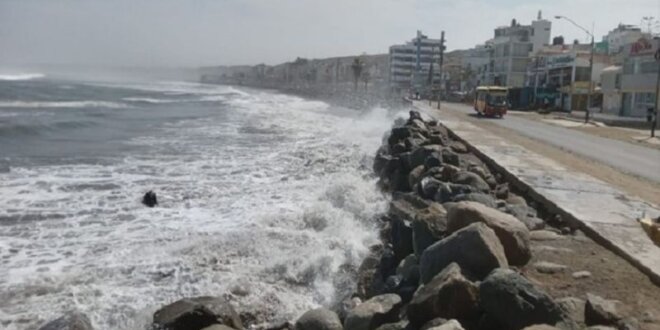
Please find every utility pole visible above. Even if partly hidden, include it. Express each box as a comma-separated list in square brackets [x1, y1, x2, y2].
[437, 31, 446, 109]
[554, 16, 595, 123]
[586, 32, 594, 123]
[429, 44, 435, 106]
[653, 39, 660, 137]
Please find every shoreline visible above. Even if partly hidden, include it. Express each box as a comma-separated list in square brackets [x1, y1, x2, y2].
[37, 91, 660, 330]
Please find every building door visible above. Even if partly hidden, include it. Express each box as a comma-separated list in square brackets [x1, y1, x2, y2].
[621, 93, 632, 116]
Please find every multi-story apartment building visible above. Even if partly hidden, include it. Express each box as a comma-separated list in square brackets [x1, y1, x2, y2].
[389, 31, 443, 93]
[619, 37, 659, 117]
[604, 24, 646, 55]
[487, 12, 551, 88]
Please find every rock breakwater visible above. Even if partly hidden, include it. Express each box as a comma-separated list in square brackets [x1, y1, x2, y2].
[38, 111, 648, 330]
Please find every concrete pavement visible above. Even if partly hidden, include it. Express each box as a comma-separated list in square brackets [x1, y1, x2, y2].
[438, 102, 660, 183]
[415, 101, 660, 285]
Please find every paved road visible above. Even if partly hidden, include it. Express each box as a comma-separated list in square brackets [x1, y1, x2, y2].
[438, 102, 660, 183]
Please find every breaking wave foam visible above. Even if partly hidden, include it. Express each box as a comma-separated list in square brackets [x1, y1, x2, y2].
[0, 100, 129, 109]
[0, 73, 45, 81]
[0, 86, 395, 330]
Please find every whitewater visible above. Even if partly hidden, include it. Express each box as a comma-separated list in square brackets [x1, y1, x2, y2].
[0, 78, 397, 329]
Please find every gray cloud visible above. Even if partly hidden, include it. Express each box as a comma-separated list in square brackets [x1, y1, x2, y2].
[0, 0, 658, 68]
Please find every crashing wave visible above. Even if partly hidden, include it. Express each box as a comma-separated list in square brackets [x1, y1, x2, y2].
[0, 73, 46, 81]
[0, 100, 130, 109]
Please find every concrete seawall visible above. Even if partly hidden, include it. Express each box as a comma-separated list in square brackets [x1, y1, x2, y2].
[415, 101, 660, 285]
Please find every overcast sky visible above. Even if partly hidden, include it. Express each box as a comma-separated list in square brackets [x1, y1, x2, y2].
[0, 0, 658, 68]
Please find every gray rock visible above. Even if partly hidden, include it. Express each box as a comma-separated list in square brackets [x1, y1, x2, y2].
[534, 261, 568, 274]
[344, 294, 402, 330]
[530, 230, 564, 241]
[520, 217, 546, 231]
[419, 222, 508, 283]
[396, 254, 419, 286]
[504, 204, 544, 230]
[572, 271, 592, 279]
[408, 165, 426, 190]
[452, 171, 490, 192]
[427, 320, 465, 330]
[450, 141, 468, 153]
[408, 263, 479, 327]
[556, 297, 586, 325]
[447, 201, 531, 266]
[480, 269, 568, 330]
[521, 326, 560, 330]
[412, 203, 448, 256]
[38, 312, 93, 330]
[153, 296, 243, 330]
[420, 318, 449, 330]
[441, 149, 460, 167]
[374, 321, 409, 330]
[200, 326, 236, 330]
[295, 308, 343, 330]
[507, 195, 527, 206]
[452, 193, 498, 208]
[410, 145, 443, 169]
[419, 177, 443, 199]
[585, 294, 622, 326]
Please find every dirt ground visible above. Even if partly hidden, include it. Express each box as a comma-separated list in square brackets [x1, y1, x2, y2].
[522, 230, 660, 329]
[440, 107, 660, 206]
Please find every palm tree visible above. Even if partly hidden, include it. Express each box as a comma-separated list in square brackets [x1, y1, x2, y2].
[362, 70, 371, 92]
[351, 57, 364, 91]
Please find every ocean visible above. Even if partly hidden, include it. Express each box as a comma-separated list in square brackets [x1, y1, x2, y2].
[0, 75, 395, 329]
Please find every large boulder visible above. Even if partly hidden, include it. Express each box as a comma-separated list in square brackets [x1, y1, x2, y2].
[409, 165, 426, 189]
[388, 127, 412, 146]
[419, 177, 443, 199]
[427, 320, 465, 330]
[447, 202, 531, 266]
[441, 149, 460, 167]
[200, 326, 236, 330]
[38, 312, 93, 330]
[451, 193, 497, 208]
[374, 321, 409, 330]
[556, 297, 586, 325]
[153, 296, 243, 330]
[480, 269, 568, 330]
[344, 294, 402, 330]
[410, 145, 443, 169]
[408, 263, 479, 327]
[419, 222, 508, 283]
[295, 308, 343, 330]
[412, 203, 448, 256]
[433, 183, 474, 204]
[451, 171, 490, 192]
[585, 294, 622, 326]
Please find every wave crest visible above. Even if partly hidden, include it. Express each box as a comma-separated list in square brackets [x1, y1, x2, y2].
[0, 73, 45, 81]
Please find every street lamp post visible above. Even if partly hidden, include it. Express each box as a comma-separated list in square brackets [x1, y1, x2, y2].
[555, 15, 595, 123]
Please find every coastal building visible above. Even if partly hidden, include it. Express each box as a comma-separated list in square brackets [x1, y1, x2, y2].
[604, 24, 646, 55]
[601, 65, 623, 115]
[525, 44, 610, 111]
[389, 30, 443, 93]
[486, 11, 552, 88]
[620, 37, 659, 117]
[461, 44, 492, 90]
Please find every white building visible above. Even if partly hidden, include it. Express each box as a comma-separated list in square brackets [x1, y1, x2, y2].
[604, 24, 645, 55]
[462, 44, 492, 89]
[620, 37, 659, 117]
[601, 66, 623, 115]
[389, 30, 443, 93]
[487, 11, 552, 88]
